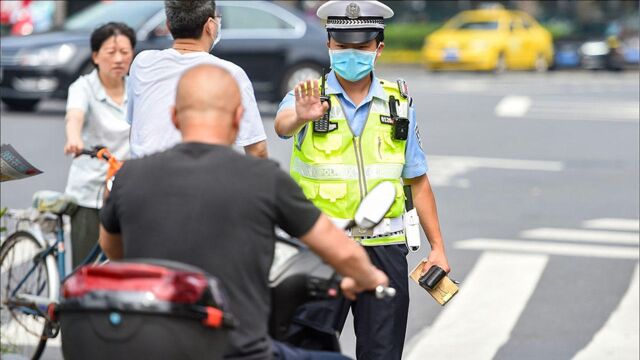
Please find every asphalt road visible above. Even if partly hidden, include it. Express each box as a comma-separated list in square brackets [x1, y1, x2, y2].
[1, 66, 639, 360]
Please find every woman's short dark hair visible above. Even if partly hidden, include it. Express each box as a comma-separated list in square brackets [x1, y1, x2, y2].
[165, 0, 216, 40]
[90, 22, 136, 53]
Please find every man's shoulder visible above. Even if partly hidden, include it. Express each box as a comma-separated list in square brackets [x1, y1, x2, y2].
[130, 49, 160, 67]
[121, 147, 176, 170]
[206, 55, 249, 81]
[219, 148, 283, 180]
[122, 145, 282, 176]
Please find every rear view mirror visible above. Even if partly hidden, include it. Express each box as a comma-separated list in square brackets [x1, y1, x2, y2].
[354, 182, 396, 229]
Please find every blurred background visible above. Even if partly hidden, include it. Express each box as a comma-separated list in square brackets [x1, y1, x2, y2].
[1, 1, 639, 360]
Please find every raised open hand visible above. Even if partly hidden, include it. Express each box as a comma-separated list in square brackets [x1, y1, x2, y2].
[294, 79, 329, 122]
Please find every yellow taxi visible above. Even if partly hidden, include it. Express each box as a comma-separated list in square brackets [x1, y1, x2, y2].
[422, 6, 553, 72]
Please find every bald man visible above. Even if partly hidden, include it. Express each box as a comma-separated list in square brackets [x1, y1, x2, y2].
[99, 64, 388, 360]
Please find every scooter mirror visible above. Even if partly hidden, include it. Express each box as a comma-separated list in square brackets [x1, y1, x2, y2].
[354, 181, 396, 229]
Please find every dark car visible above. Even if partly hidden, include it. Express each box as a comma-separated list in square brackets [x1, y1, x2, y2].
[554, 18, 639, 71]
[0, 1, 329, 111]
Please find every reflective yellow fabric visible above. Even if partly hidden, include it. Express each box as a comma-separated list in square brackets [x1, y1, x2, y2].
[290, 79, 409, 246]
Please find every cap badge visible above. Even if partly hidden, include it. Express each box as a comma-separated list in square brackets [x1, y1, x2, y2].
[345, 2, 360, 19]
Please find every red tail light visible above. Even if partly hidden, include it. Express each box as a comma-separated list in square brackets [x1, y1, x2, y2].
[63, 263, 208, 304]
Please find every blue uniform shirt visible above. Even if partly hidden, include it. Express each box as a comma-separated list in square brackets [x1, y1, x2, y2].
[277, 70, 428, 179]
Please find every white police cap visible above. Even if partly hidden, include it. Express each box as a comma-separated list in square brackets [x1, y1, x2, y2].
[317, 1, 394, 44]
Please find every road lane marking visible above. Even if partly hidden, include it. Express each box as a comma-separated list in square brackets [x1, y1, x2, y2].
[525, 113, 640, 123]
[495, 95, 532, 117]
[430, 156, 565, 172]
[583, 218, 640, 232]
[534, 100, 639, 111]
[428, 155, 564, 188]
[456, 238, 639, 259]
[405, 252, 548, 360]
[520, 228, 640, 245]
[572, 264, 639, 360]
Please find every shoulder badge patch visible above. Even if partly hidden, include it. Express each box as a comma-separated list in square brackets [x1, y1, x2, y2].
[415, 124, 423, 149]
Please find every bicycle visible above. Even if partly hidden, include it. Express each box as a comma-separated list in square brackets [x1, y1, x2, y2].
[0, 146, 122, 359]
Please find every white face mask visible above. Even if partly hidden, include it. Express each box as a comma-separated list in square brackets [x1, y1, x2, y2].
[210, 18, 221, 51]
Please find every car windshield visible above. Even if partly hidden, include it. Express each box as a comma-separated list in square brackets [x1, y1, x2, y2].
[455, 21, 499, 30]
[63, 1, 163, 31]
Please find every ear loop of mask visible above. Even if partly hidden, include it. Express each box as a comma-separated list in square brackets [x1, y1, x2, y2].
[210, 17, 221, 51]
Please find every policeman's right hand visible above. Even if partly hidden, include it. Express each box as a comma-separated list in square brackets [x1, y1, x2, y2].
[294, 79, 329, 123]
[340, 267, 389, 301]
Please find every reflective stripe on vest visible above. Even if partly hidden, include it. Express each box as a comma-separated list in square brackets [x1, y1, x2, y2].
[291, 158, 403, 181]
[290, 78, 410, 246]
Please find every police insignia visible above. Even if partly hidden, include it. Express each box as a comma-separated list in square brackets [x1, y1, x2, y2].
[346, 2, 360, 19]
[415, 125, 423, 149]
[380, 115, 394, 125]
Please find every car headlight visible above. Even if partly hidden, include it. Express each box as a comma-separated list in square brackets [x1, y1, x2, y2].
[18, 43, 77, 67]
[580, 41, 609, 56]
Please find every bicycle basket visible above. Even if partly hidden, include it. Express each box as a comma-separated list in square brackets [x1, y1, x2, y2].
[32, 190, 77, 215]
[57, 259, 235, 360]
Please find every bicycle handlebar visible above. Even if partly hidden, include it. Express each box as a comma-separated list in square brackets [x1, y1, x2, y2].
[77, 146, 110, 161]
[76, 146, 123, 180]
[374, 285, 396, 299]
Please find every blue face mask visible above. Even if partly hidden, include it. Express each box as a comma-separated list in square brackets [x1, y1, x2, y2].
[329, 47, 378, 82]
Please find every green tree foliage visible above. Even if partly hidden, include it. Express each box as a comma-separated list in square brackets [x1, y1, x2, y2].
[383, 23, 443, 50]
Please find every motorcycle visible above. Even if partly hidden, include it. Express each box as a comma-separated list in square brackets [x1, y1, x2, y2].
[54, 181, 397, 359]
[269, 181, 398, 352]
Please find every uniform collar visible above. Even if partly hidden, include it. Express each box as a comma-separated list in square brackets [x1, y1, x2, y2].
[86, 69, 128, 105]
[325, 70, 386, 107]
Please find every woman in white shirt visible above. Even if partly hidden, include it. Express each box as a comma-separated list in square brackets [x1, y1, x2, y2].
[63, 22, 135, 267]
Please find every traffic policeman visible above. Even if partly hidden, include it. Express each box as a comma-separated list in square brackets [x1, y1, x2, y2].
[274, 1, 451, 359]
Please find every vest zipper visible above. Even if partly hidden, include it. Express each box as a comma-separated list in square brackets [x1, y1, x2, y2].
[353, 136, 367, 200]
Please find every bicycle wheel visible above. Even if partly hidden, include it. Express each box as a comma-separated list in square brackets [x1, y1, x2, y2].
[1, 231, 55, 360]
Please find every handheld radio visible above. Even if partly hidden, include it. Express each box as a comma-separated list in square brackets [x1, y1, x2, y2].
[313, 68, 336, 133]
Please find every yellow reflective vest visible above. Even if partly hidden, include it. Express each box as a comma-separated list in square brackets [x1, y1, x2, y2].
[290, 78, 409, 246]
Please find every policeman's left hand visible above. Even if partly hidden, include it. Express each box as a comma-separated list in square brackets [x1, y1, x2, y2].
[294, 79, 329, 122]
[421, 248, 451, 276]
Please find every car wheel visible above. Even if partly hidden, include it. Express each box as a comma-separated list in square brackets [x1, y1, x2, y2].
[494, 53, 507, 74]
[534, 53, 549, 72]
[281, 62, 324, 98]
[1, 98, 40, 112]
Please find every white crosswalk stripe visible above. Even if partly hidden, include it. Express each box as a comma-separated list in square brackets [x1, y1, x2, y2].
[456, 238, 639, 259]
[583, 218, 640, 232]
[405, 252, 548, 360]
[492, 94, 639, 123]
[427, 155, 563, 188]
[520, 228, 640, 245]
[573, 264, 639, 360]
[405, 218, 640, 360]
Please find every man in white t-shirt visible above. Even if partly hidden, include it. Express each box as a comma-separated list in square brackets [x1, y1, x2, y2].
[127, 0, 268, 159]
